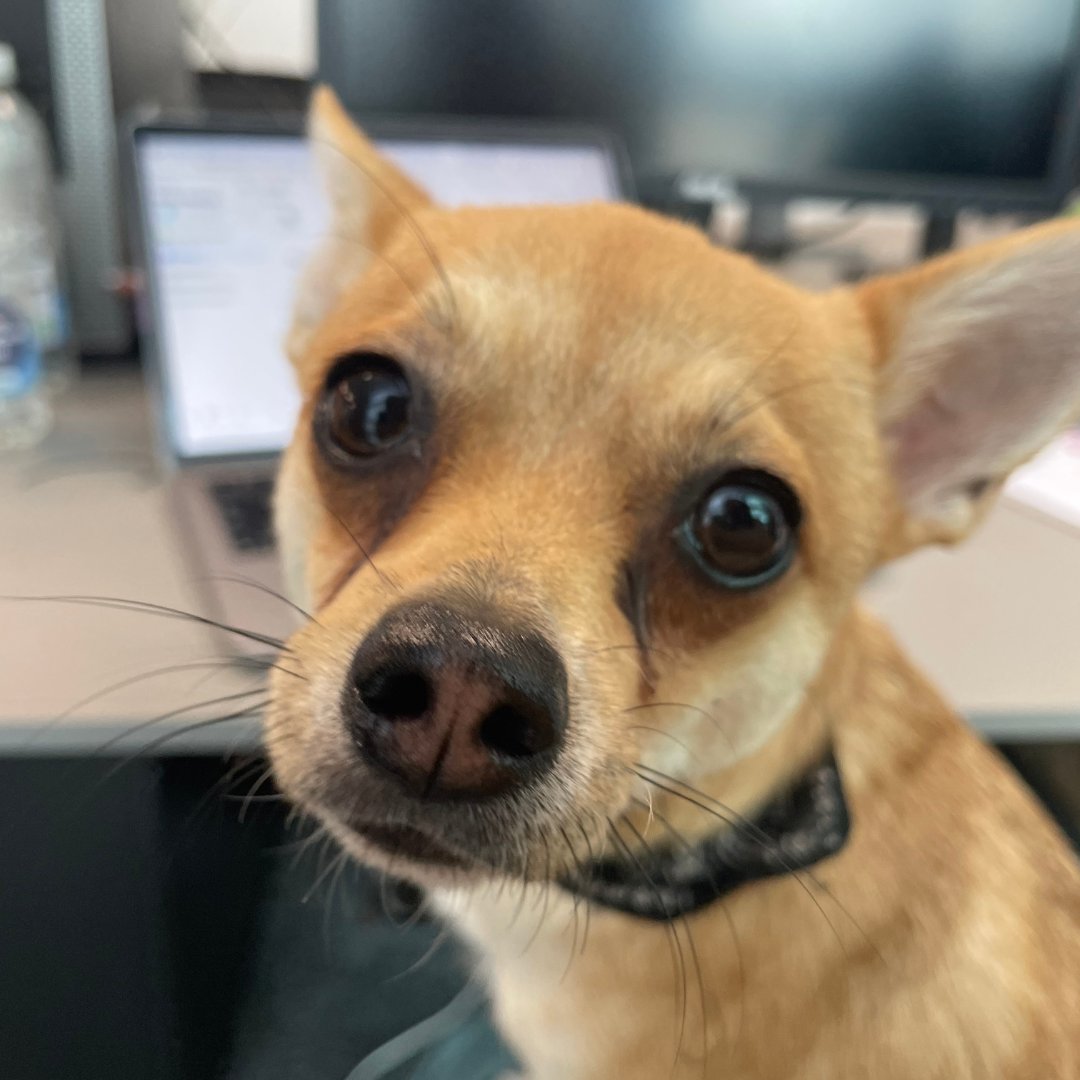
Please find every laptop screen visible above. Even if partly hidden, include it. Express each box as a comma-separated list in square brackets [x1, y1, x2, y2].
[134, 128, 624, 459]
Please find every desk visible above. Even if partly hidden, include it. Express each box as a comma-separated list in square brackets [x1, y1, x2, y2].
[0, 367, 260, 753]
[2, 367, 1079, 751]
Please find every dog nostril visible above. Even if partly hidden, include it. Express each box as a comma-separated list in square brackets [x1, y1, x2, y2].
[479, 701, 556, 760]
[359, 669, 431, 720]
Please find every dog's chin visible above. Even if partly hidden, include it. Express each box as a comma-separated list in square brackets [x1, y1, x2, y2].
[351, 820, 468, 868]
[320, 811, 493, 886]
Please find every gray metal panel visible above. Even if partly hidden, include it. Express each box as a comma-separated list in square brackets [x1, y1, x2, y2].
[46, 0, 128, 353]
[105, 0, 195, 116]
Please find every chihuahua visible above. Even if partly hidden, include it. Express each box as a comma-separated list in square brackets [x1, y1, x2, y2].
[266, 89, 1080, 1079]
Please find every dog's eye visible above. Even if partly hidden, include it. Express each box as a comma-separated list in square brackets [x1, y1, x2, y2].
[676, 470, 801, 589]
[318, 354, 413, 460]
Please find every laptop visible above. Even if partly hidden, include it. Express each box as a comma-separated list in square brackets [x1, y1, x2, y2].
[128, 115, 632, 653]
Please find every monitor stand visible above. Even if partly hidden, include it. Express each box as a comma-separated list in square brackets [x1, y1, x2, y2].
[744, 198, 961, 261]
[742, 196, 791, 260]
[921, 211, 958, 257]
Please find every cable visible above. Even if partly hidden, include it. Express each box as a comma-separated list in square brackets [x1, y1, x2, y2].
[343, 981, 487, 1080]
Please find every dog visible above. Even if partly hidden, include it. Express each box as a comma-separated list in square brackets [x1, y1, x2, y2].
[266, 88, 1080, 1078]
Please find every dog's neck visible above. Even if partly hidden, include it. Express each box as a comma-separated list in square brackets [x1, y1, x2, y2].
[563, 748, 849, 920]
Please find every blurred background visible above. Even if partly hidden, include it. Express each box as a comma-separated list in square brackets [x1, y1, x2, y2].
[0, 2, 1078, 1078]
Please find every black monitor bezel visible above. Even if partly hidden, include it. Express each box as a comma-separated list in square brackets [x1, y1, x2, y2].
[318, 0, 1080, 215]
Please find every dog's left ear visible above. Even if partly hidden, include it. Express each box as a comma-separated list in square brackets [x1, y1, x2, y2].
[857, 220, 1080, 556]
[288, 86, 433, 362]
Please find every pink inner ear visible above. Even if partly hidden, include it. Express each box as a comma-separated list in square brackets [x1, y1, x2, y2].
[887, 396, 965, 508]
[886, 301, 1080, 515]
[872, 225, 1080, 523]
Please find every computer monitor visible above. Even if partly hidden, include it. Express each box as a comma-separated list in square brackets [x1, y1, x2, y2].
[129, 118, 629, 460]
[319, 0, 1080, 248]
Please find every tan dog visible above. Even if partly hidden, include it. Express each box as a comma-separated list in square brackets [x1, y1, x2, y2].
[266, 88, 1080, 1079]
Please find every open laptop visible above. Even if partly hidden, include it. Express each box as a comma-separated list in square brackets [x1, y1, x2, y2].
[129, 115, 632, 652]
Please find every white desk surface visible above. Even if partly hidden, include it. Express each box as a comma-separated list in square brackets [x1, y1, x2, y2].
[1, 367, 1079, 753]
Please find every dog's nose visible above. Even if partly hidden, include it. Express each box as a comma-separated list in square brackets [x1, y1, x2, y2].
[344, 601, 568, 800]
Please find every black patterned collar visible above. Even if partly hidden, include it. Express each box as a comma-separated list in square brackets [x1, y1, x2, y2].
[563, 752, 850, 921]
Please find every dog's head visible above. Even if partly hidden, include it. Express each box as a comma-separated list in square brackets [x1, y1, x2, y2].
[266, 88, 1080, 886]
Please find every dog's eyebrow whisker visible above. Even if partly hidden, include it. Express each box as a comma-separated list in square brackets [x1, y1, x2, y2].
[702, 322, 801, 449]
[314, 135, 461, 337]
[179, 0, 460, 339]
[712, 373, 872, 447]
[319, 225, 450, 341]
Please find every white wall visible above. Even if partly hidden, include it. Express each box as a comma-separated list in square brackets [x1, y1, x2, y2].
[182, 0, 316, 77]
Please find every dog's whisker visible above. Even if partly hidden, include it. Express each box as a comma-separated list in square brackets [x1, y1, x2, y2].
[4, 593, 291, 653]
[111, 699, 270, 766]
[302, 831, 345, 905]
[390, 920, 454, 983]
[630, 795, 745, 1064]
[607, 817, 690, 1075]
[235, 763, 281, 823]
[624, 702, 737, 758]
[522, 835, 555, 956]
[625, 724, 695, 759]
[574, 818, 597, 957]
[15, 657, 291, 752]
[323, 850, 352, 949]
[168, 756, 276, 849]
[93, 686, 271, 756]
[557, 824, 584, 982]
[623, 816, 711, 1078]
[325, 507, 400, 594]
[630, 764, 857, 964]
[200, 574, 323, 629]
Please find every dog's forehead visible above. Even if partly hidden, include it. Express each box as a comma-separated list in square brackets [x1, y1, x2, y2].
[425, 203, 802, 349]
[392, 205, 832, 407]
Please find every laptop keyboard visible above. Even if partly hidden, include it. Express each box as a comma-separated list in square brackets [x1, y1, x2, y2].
[211, 479, 275, 552]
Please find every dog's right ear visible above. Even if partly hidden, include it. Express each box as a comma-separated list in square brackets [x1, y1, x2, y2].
[288, 86, 432, 361]
[856, 219, 1080, 558]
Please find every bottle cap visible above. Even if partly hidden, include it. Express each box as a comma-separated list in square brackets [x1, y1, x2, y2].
[0, 43, 17, 89]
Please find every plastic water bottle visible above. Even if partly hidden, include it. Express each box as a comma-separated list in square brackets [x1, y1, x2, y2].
[0, 41, 68, 449]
